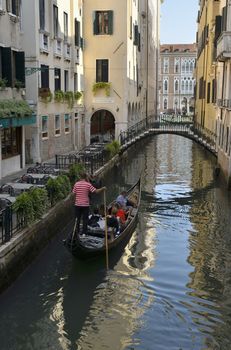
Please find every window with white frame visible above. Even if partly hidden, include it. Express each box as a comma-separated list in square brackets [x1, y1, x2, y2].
[181, 80, 185, 93]
[174, 58, 180, 73]
[163, 58, 169, 73]
[64, 114, 70, 133]
[174, 79, 179, 93]
[163, 78, 168, 93]
[0, 0, 3, 9]
[55, 115, 60, 135]
[41, 116, 48, 138]
[64, 12, 68, 41]
[6, 0, 21, 16]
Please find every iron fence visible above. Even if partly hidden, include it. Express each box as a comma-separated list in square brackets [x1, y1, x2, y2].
[0, 206, 26, 245]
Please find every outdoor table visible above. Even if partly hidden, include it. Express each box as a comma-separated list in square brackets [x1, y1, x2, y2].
[28, 174, 57, 180]
[6, 183, 34, 195]
[0, 193, 16, 203]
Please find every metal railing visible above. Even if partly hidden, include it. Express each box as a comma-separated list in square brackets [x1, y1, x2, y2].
[119, 115, 216, 153]
[0, 206, 26, 245]
[55, 149, 110, 174]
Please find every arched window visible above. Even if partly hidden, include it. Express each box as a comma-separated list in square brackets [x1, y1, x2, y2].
[164, 79, 168, 93]
[190, 62, 194, 73]
[181, 80, 185, 92]
[185, 80, 189, 92]
[189, 80, 193, 93]
[163, 99, 168, 110]
[175, 80, 179, 92]
[186, 61, 189, 73]
[182, 62, 185, 74]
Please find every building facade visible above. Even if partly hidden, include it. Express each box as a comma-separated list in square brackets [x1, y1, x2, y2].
[194, 0, 220, 131]
[195, 0, 231, 187]
[0, 0, 36, 178]
[159, 44, 196, 115]
[21, 0, 85, 163]
[83, 0, 160, 144]
[215, 0, 231, 187]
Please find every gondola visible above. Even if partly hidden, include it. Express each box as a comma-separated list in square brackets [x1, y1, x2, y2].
[64, 177, 141, 259]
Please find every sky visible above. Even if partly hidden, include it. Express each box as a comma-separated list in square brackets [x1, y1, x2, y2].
[160, 0, 198, 44]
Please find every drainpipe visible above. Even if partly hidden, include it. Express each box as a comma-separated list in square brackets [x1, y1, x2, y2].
[146, 0, 149, 125]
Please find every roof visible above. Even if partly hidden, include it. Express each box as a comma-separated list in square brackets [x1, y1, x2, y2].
[160, 43, 197, 53]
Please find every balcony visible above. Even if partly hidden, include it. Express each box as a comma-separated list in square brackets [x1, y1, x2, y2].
[54, 38, 62, 58]
[217, 32, 231, 61]
[217, 99, 231, 109]
[40, 32, 49, 54]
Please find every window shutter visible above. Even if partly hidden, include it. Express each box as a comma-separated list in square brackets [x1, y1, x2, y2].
[6, 0, 11, 12]
[75, 19, 80, 46]
[133, 25, 139, 46]
[215, 16, 222, 41]
[15, 51, 25, 87]
[39, 0, 45, 30]
[222, 6, 227, 32]
[108, 11, 113, 34]
[2, 47, 12, 87]
[93, 11, 98, 35]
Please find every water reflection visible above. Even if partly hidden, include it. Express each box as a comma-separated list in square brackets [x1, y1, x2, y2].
[0, 135, 230, 350]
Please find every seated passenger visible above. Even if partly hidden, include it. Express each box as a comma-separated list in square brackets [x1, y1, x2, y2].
[115, 203, 126, 225]
[88, 207, 101, 227]
[116, 191, 135, 209]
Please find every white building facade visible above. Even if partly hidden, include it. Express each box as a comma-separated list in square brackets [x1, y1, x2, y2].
[21, 0, 85, 163]
[159, 44, 196, 115]
[0, 0, 36, 178]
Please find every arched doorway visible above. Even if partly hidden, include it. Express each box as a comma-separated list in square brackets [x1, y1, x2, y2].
[90, 110, 115, 143]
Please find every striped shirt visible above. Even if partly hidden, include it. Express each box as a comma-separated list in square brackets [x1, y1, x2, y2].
[72, 180, 96, 206]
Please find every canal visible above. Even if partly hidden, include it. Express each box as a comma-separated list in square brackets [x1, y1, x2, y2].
[0, 134, 231, 350]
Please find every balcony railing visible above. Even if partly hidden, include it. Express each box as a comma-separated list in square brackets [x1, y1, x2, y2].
[217, 31, 231, 61]
[217, 99, 231, 109]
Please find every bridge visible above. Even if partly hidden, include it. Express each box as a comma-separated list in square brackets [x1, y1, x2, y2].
[119, 115, 217, 156]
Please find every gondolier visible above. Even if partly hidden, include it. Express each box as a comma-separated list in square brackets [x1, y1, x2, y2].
[72, 172, 106, 236]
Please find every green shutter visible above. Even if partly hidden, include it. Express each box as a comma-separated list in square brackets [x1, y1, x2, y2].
[108, 11, 113, 35]
[2, 47, 12, 87]
[93, 11, 98, 34]
[15, 51, 25, 87]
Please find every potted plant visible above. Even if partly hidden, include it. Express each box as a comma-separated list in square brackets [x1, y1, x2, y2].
[0, 78, 7, 89]
[14, 79, 24, 90]
[74, 91, 82, 102]
[92, 82, 111, 96]
[64, 91, 74, 108]
[54, 90, 64, 103]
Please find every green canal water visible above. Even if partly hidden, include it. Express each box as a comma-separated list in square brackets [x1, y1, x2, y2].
[0, 134, 231, 350]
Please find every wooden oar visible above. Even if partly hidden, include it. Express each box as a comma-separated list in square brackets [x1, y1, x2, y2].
[103, 190, 109, 270]
[71, 217, 78, 247]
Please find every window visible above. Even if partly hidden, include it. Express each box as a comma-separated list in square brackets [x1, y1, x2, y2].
[207, 82, 211, 103]
[175, 60, 180, 73]
[163, 79, 168, 93]
[0, 0, 2, 9]
[93, 11, 113, 35]
[41, 65, 49, 88]
[64, 70, 68, 91]
[54, 68, 61, 91]
[64, 12, 68, 41]
[1, 127, 21, 159]
[174, 79, 179, 93]
[64, 114, 70, 133]
[1, 48, 25, 88]
[39, 0, 45, 30]
[6, 0, 21, 16]
[74, 73, 78, 92]
[41, 116, 48, 138]
[96, 59, 108, 82]
[55, 115, 61, 136]
[163, 98, 168, 110]
[163, 58, 169, 73]
[53, 5, 58, 37]
[75, 19, 81, 46]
